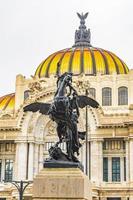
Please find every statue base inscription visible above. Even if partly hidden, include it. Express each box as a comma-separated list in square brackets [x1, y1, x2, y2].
[33, 168, 92, 200]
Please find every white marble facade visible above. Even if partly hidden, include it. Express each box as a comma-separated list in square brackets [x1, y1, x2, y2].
[0, 71, 133, 200]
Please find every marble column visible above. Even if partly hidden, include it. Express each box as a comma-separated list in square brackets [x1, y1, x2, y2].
[15, 142, 27, 180]
[129, 197, 133, 200]
[39, 144, 44, 171]
[91, 139, 103, 184]
[34, 144, 39, 177]
[28, 143, 34, 180]
[129, 138, 133, 182]
[125, 139, 129, 182]
[121, 197, 128, 200]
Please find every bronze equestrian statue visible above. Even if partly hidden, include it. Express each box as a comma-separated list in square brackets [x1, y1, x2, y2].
[24, 72, 99, 166]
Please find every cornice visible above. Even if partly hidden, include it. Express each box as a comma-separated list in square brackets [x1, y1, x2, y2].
[0, 127, 20, 131]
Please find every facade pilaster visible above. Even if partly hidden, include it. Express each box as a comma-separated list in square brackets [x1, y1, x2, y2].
[121, 156, 124, 182]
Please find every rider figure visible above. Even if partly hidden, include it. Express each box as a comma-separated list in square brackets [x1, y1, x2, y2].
[69, 91, 80, 158]
[51, 72, 81, 161]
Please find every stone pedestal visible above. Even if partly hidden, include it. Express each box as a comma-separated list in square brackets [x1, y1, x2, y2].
[33, 168, 92, 200]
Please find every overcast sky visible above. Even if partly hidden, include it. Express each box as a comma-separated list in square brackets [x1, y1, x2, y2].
[0, 0, 133, 96]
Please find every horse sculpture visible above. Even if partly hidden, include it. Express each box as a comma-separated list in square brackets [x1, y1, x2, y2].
[48, 72, 83, 161]
[24, 72, 99, 163]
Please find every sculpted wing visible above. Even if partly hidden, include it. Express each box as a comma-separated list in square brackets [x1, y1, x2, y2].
[23, 102, 51, 115]
[83, 12, 88, 19]
[77, 12, 82, 19]
[77, 95, 99, 108]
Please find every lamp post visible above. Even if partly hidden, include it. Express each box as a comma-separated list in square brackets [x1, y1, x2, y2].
[85, 89, 89, 176]
[74, 75, 90, 177]
[85, 87, 91, 179]
[4, 180, 33, 200]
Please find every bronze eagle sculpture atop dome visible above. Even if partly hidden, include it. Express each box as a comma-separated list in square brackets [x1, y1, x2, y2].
[77, 12, 88, 21]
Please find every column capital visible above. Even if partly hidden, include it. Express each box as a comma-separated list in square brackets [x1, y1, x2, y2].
[15, 140, 28, 143]
[90, 138, 104, 142]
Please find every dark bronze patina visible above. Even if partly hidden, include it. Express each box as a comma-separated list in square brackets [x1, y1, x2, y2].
[24, 72, 99, 168]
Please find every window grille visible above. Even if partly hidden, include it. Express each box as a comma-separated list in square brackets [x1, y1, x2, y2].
[112, 157, 120, 182]
[124, 157, 126, 181]
[5, 159, 13, 182]
[118, 87, 128, 105]
[103, 157, 108, 182]
[102, 87, 112, 106]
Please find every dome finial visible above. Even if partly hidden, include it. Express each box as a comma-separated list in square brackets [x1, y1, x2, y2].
[73, 12, 91, 47]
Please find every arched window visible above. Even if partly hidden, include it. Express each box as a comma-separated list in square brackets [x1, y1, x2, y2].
[102, 87, 112, 106]
[118, 87, 128, 105]
[89, 88, 96, 99]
